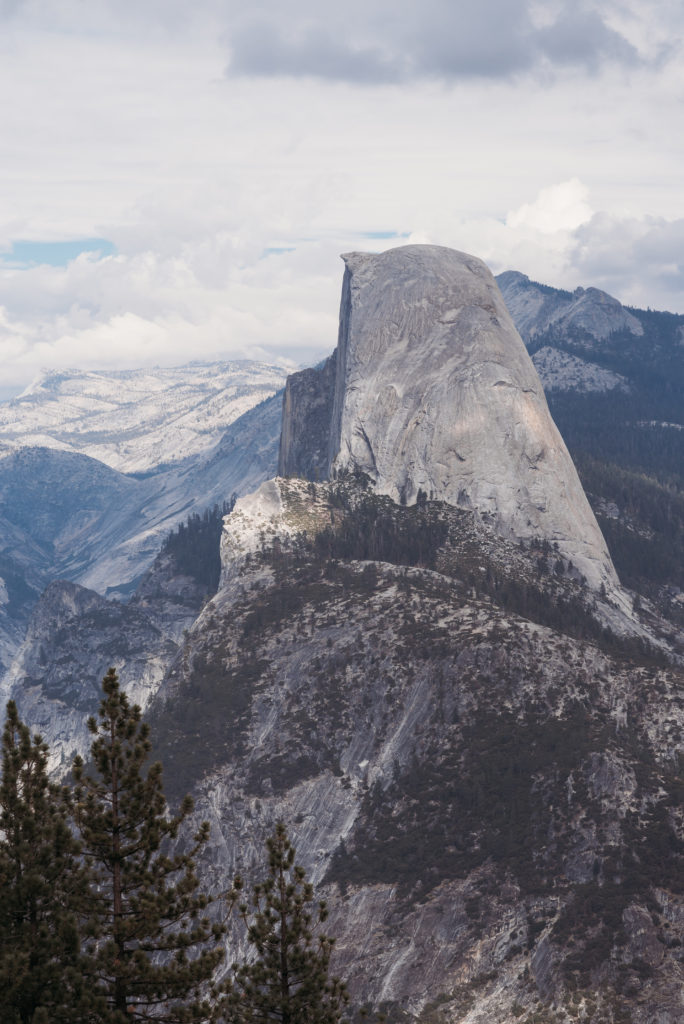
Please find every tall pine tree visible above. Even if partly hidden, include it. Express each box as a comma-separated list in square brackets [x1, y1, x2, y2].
[73, 668, 224, 1023]
[220, 823, 349, 1024]
[0, 701, 89, 1024]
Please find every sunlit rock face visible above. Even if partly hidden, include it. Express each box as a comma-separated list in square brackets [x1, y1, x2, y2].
[281, 244, 618, 593]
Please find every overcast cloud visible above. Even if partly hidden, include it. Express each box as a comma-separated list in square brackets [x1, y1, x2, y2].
[0, 0, 682, 395]
[226, 1, 643, 83]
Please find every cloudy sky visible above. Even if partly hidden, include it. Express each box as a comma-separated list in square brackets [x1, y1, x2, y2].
[0, 0, 682, 398]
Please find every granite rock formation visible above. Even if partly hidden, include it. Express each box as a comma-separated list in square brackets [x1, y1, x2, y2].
[279, 245, 618, 593]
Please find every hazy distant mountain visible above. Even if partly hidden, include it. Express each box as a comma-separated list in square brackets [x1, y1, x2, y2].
[0, 361, 289, 474]
[0, 378, 285, 671]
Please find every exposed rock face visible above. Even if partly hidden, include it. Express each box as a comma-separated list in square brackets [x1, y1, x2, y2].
[531, 346, 630, 394]
[148, 478, 684, 1024]
[0, 525, 218, 774]
[281, 245, 618, 592]
[278, 356, 336, 480]
[0, 580, 177, 774]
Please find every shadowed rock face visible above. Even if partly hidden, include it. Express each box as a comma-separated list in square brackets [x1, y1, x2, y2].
[278, 355, 336, 481]
[281, 244, 618, 593]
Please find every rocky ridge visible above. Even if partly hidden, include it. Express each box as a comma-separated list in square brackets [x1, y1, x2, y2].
[495, 272, 644, 348]
[0, 516, 217, 773]
[148, 476, 684, 1024]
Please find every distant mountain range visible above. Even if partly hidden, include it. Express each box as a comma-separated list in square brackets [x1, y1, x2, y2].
[0, 363, 288, 672]
[0, 361, 289, 473]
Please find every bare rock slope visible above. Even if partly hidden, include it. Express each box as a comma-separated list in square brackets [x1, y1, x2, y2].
[150, 477, 684, 1024]
[281, 245, 617, 593]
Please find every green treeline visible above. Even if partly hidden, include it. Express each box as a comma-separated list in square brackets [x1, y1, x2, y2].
[162, 500, 236, 593]
[0, 673, 348, 1024]
[571, 453, 684, 594]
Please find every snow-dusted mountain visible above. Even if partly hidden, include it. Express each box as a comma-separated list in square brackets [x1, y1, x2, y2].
[495, 271, 644, 347]
[0, 361, 289, 473]
[0, 373, 287, 674]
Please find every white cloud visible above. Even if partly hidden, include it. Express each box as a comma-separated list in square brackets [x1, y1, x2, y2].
[3, 180, 683, 394]
[506, 179, 593, 234]
[0, 3, 682, 396]
[568, 211, 684, 308]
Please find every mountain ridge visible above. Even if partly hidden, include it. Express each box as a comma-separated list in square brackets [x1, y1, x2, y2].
[0, 360, 289, 474]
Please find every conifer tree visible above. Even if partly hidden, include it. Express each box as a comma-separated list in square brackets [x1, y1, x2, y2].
[220, 823, 349, 1024]
[73, 667, 224, 1023]
[0, 700, 89, 1023]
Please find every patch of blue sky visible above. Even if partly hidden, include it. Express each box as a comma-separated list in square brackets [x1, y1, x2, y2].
[261, 246, 296, 258]
[361, 231, 410, 240]
[0, 238, 116, 268]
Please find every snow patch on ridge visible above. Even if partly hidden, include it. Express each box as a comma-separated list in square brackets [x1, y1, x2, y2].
[0, 361, 289, 474]
[532, 346, 630, 393]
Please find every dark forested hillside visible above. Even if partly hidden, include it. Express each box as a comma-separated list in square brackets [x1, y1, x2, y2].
[147, 476, 684, 1024]
[497, 273, 684, 613]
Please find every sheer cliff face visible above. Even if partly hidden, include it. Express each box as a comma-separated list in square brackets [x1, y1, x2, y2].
[281, 245, 617, 592]
[277, 356, 336, 480]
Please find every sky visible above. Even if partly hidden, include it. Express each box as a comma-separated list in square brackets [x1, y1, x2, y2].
[0, 0, 683, 398]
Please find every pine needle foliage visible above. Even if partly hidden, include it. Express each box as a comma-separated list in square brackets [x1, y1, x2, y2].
[72, 668, 224, 1024]
[220, 823, 349, 1024]
[0, 700, 89, 1024]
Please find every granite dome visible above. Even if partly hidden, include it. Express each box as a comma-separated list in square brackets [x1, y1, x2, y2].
[279, 244, 618, 593]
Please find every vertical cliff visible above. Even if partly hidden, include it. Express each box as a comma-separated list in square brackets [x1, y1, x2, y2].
[277, 355, 337, 480]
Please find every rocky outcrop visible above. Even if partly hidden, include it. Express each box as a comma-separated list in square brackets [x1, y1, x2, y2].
[280, 245, 619, 593]
[0, 579, 178, 775]
[531, 346, 630, 393]
[278, 356, 336, 480]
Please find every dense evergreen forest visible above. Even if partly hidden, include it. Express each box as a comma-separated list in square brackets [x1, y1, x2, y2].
[516, 302, 684, 606]
[161, 499, 235, 593]
[0, 674, 348, 1024]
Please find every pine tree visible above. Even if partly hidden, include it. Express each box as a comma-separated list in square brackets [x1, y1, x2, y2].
[72, 667, 224, 1023]
[0, 700, 89, 1024]
[220, 823, 349, 1024]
